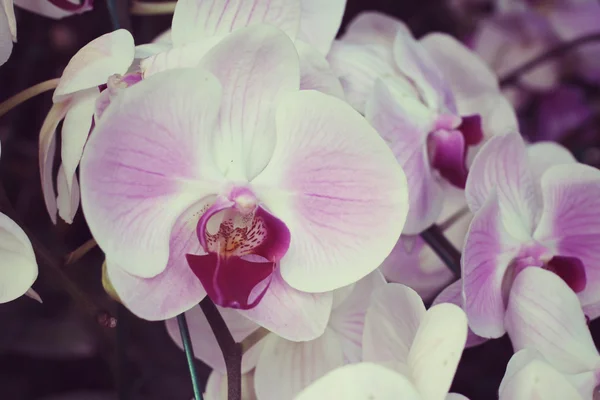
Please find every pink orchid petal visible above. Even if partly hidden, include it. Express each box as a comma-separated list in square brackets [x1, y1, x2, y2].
[56, 163, 80, 224]
[197, 25, 300, 181]
[432, 280, 489, 348]
[253, 89, 408, 292]
[297, 0, 345, 55]
[328, 270, 386, 363]
[341, 11, 410, 47]
[498, 349, 540, 396]
[296, 40, 344, 99]
[392, 29, 453, 111]
[254, 329, 345, 400]
[499, 358, 584, 400]
[106, 202, 208, 320]
[39, 102, 70, 224]
[2, 0, 15, 40]
[466, 133, 539, 240]
[327, 40, 396, 113]
[363, 283, 425, 364]
[0, 212, 38, 303]
[134, 42, 172, 60]
[14, 0, 92, 19]
[462, 193, 521, 338]
[171, 0, 300, 46]
[53, 29, 134, 101]
[421, 33, 498, 104]
[428, 129, 468, 189]
[294, 363, 421, 400]
[408, 303, 468, 400]
[80, 68, 224, 278]
[61, 87, 98, 194]
[505, 268, 600, 374]
[526, 142, 576, 187]
[165, 305, 260, 374]
[238, 269, 333, 341]
[445, 394, 469, 400]
[533, 163, 600, 306]
[24, 287, 42, 303]
[366, 78, 441, 234]
[0, 3, 13, 66]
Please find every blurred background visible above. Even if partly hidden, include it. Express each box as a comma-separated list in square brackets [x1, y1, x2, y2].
[1, 0, 599, 399]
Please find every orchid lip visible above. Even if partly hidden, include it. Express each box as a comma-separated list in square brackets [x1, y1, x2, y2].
[188, 189, 291, 309]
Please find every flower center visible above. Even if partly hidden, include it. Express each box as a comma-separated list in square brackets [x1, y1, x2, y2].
[186, 189, 290, 310]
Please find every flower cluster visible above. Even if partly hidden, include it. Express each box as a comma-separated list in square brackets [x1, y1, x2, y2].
[2, 0, 600, 399]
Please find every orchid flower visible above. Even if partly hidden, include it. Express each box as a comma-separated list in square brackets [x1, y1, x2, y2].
[0, 143, 39, 303]
[0, 0, 93, 66]
[499, 355, 584, 400]
[502, 267, 600, 398]
[139, 0, 346, 99]
[362, 283, 468, 400]
[461, 131, 600, 338]
[328, 12, 516, 234]
[381, 186, 471, 302]
[39, 29, 135, 224]
[80, 26, 408, 340]
[167, 271, 385, 399]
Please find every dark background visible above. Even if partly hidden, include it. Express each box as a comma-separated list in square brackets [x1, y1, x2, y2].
[0, 0, 599, 399]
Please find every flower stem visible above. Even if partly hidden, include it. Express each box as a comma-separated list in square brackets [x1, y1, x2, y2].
[65, 238, 98, 264]
[130, 1, 176, 15]
[199, 297, 242, 400]
[0, 78, 60, 118]
[420, 224, 461, 277]
[500, 33, 600, 88]
[177, 313, 204, 400]
[106, 0, 132, 31]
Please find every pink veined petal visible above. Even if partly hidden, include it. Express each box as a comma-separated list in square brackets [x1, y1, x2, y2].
[445, 394, 469, 400]
[408, 303, 468, 400]
[505, 268, 600, 374]
[61, 87, 98, 195]
[80, 68, 224, 279]
[238, 269, 333, 341]
[363, 283, 425, 364]
[53, 29, 134, 101]
[0, 1, 13, 66]
[254, 328, 345, 400]
[498, 349, 541, 396]
[171, 0, 300, 46]
[105, 202, 209, 320]
[253, 89, 409, 292]
[366, 78, 441, 235]
[296, 40, 344, 99]
[13, 0, 92, 19]
[197, 25, 300, 181]
[499, 359, 584, 400]
[326, 40, 396, 113]
[165, 305, 260, 374]
[392, 29, 453, 111]
[2, 0, 15, 40]
[205, 371, 257, 400]
[466, 133, 539, 241]
[533, 163, 600, 306]
[294, 362, 421, 400]
[432, 280, 488, 348]
[341, 11, 410, 47]
[56, 163, 80, 224]
[526, 142, 576, 190]
[39, 102, 70, 224]
[134, 42, 172, 60]
[328, 270, 386, 363]
[0, 212, 38, 303]
[462, 192, 521, 338]
[297, 0, 345, 55]
[420, 33, 498, 104]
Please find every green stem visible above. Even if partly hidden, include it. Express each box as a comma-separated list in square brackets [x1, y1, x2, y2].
[177, 313, 204, 400]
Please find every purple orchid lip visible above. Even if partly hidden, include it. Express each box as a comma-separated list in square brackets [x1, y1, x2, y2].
[48, 0, 93, 12]
[428, 114, 483, 189]
[545, 255, 587, 293]
[188, 192, 291, 309]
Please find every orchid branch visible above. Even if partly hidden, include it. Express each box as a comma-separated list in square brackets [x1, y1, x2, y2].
[130, 1, 176, 15]
[0, 78, 59, 118]
[420, 224, 462, 277]
[199, 297, 242, 400]
[500, 33, 600, 87]
[177, 313, 204, 400]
